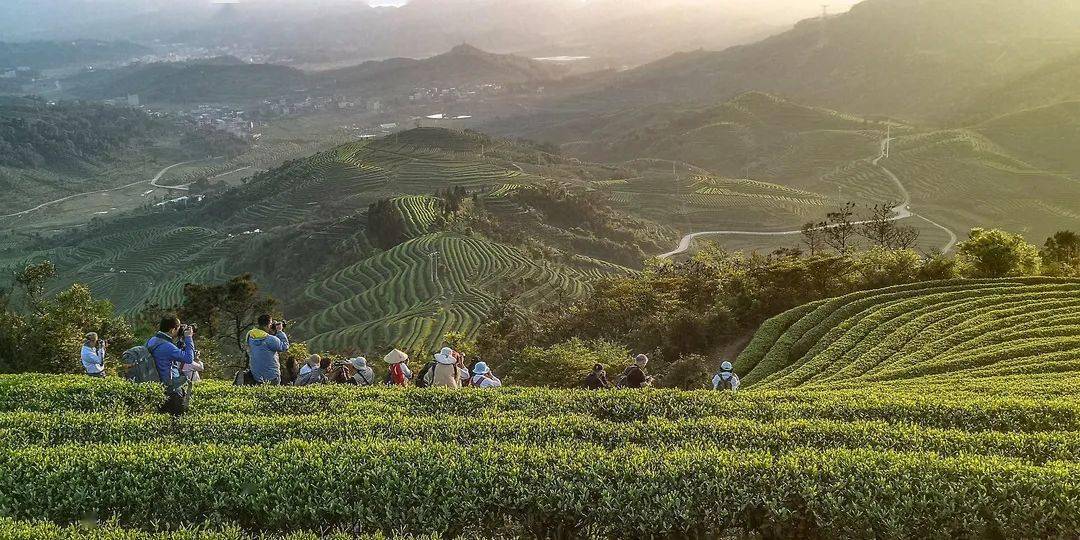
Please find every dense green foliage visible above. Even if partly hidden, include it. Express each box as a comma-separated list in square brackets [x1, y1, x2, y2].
[1, 375, 1079, 537]
[0, 262, 132, 374]
[0, 97, 166, 169]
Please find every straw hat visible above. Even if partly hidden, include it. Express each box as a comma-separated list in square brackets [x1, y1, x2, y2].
[383, 349, 409, 364]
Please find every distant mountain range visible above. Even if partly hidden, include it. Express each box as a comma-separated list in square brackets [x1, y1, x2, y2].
[62, 45, 567, 104]
[0, 0, 787, 68]
[548, 0, 1080, 123]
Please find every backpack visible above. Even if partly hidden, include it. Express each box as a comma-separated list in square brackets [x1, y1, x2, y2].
[386, 363, 407, 386]
[233, 369, 257, 386]
[415, 361, 437, 388]
[716, 374, 735, 391]
[122, 344, 164, 383]
[614, 365, 637, 389]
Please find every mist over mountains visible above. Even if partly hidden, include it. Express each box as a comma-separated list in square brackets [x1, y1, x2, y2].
[0, 0, 855, 66]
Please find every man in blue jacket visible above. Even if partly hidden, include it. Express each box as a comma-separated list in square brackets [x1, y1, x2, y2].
[146, 315, 196, 384]
[247, 314, 289, 384]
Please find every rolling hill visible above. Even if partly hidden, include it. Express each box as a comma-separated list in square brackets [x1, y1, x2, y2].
[513, 91, 1080, 254]
[0, 128, 679, 352]
[0, 39, 146, 70]
[0, 96, 247, 217]
[737, 277, 1080, 397]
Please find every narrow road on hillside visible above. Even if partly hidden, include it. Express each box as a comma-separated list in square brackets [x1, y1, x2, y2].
[659, 148, 957, 258]
[1, 159, 207, 219]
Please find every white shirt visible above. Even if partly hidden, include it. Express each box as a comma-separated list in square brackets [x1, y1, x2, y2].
[471, 373, 502, 388]
[712, 372, 740, 391]
[81, 345, 105, 374]
[182, 359, 205, 382]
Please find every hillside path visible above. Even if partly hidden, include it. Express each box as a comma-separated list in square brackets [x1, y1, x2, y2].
[1, 159, 205, 219]
[658, 147, 957, 258]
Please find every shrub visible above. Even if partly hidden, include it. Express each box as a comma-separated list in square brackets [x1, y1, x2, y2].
[500, 338, 628, 388]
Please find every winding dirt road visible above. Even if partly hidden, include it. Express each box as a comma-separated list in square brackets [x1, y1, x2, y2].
[1, 159, 204, 219]
[659, 149, 957, 258]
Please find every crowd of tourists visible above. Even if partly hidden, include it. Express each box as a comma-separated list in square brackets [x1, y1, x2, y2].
[81, 314, 741, 406]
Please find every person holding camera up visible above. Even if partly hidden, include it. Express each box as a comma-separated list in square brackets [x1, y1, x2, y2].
[81, 332, 107, 378]
[247, 314, 290, 385]
[146, 316, 197, 383]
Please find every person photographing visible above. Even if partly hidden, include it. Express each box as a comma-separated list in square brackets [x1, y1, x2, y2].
[247, 314, 290, 385]
[81, 332, 107, 378]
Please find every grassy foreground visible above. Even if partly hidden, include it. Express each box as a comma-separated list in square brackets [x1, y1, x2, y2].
[0, 375, 1078, 538]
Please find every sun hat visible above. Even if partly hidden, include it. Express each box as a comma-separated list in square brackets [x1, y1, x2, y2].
[434, 347, 455, 365]
[85, 332, 98, 341]
[307, 354, 321, 365]
[472, 361, 490, 375]
[383, 349, 409, 364]
[721, 361, 733, 372]
[634, 354, 649, 366]
[350, 357, 369, 370]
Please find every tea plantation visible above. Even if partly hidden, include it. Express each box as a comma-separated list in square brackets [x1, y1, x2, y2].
[4, 275, 1080, 540]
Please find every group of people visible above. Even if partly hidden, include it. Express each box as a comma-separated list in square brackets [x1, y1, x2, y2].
[82, 315, 740, 392]
[288, 346, 503, 389]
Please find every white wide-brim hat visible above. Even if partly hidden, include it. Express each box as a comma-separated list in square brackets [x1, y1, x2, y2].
[435, 346, 456, 365]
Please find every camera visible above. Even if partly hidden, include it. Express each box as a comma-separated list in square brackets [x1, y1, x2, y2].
[180, 323, 198, 334]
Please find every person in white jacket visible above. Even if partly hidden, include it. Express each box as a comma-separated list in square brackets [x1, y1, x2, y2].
[182, 350, 206, 383]
[712, 361, 740, 392]
[469, 361, 502, 388]
[80, 332, 106, 377]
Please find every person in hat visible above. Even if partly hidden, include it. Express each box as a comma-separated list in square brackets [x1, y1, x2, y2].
[81, 332, 106, 378]
[468, 361, 502, 388]
[431, 346, 469, 388]
[712, 361, 741, 392]
[349, 356, 375, 386]
[620, 354, 653, 389]
[383, 348, 413, 387]
[296, 354, 325, 386]
[583, 363, 611, 390]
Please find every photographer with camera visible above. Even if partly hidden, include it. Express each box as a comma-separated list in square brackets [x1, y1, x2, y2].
[247, 314, 290, 385]
[146, 316, 197, 383]
[81, 332, 107, 378]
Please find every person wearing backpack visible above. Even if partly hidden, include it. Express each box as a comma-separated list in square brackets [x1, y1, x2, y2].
[469, 362, 502, 388]
[349, 357, 376, 386]
[383, 349, 413, 387]
[430, 347, 469, 389]
[619, 354, 653, 389]
[296, 354, 326, 386]
[247, 314, 290, 385]
[146, 316, 197, 384]
[81, 332, 107, 378]
[583, 363, 611, 390]
[145, 316, 197, 415]
[712, 361, 741, 392]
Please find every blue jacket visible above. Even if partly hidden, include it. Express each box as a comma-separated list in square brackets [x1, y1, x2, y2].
[147, 332, 196, 383]
[247, 329, 289, 383]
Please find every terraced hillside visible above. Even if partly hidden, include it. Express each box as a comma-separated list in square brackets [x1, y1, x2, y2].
[2, 369, 1079, 537]
[737, 277, 1080, 397]
[0, 129, 667, 352]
